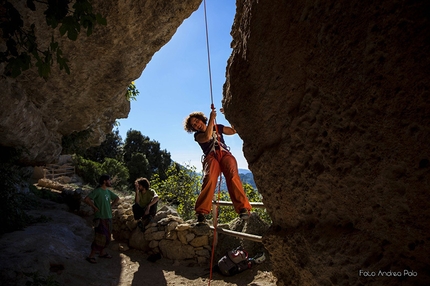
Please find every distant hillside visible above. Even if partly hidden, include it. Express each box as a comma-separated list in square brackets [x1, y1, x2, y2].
[239, 172, 257, 189]
[188, 167, 257, 190]
[238, 168, 252, 174]
[217, 170, 257, 190]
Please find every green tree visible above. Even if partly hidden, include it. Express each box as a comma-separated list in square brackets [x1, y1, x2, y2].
[126, 152, 150, 186]
[151, 163, 201, 220]
[123, 130, 147, 162]
[0, 0, 107, 79]
[123, 129, 171, 182]
[81, 129, 123, 163]
[101, 157, 129, 192]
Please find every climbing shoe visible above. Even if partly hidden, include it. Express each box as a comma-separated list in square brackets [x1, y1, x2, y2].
[253, 252, 266, 264]
[197, 213, 206, 223]
[239, 209, 250, 220]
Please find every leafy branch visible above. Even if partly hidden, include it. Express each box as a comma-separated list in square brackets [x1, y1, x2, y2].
[126, 81, 140, 101]
[0, 0, 106, 79]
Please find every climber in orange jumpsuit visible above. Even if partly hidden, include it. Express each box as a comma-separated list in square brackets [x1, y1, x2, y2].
[184, 108, 252, 223]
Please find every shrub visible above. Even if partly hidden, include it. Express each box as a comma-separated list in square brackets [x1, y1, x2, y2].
[101, 158, 129, 192]
[0, 147, 31, 235]
[151, 163, 201, 220]
[205, 184, 272, 224]
[243, 184, 272, 224]
[72, 155, 102, 186]
[73, 155, 129, 192]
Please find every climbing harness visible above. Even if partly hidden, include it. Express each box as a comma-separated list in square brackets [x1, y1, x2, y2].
[207, 127, 231, 156]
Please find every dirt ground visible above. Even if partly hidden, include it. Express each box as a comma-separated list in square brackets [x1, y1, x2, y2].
[80, 243, 277, 286]
[0, 193, 277, 286]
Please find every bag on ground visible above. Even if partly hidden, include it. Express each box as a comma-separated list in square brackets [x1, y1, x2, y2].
[217, 246, 252, 276]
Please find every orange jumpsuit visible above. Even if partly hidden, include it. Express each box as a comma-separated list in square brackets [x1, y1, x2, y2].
[194, 125, 251, 214]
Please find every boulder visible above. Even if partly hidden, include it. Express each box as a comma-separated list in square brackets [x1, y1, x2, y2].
[158, 239, 195, 260]
[128, 228, 150, 252]
[225, 0, 430, 284]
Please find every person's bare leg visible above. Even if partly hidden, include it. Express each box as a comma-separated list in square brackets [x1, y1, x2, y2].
[86, 249, 98, 263]
[88, 249, 97, 258]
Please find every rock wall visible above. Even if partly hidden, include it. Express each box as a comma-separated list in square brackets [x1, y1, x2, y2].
[0, 0, 202, 165]
[224, 0, 430, 285]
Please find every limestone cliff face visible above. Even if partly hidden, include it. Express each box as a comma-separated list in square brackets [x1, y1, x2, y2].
[0, 0, 202, 165]
[3, 0, 430, 284]
[224, 0, 430, 285]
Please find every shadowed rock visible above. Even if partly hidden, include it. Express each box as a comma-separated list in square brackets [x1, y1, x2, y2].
[224, 0, 430, 285]
[0, 0, 202, 165]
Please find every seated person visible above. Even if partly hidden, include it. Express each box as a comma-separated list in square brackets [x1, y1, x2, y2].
[132, 177, 159, 226]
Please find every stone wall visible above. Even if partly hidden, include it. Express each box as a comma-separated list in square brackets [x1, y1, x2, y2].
[111, 199, 269, 264]
[35, 177, 269, 265]
[112, 201, 212, 264]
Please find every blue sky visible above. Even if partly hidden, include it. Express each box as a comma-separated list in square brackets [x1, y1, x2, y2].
[116, 1, 249, 171]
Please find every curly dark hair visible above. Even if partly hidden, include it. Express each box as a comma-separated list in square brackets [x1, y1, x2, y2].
[135, 177, 150, 190]
[183, 112, 207, 133]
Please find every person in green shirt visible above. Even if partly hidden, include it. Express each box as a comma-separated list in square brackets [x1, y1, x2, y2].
[132, 177, 159, 228]
[84, 174, 119, 264]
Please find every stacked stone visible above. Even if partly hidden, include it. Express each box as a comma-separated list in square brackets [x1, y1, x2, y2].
[112, 201, 213, 264]
[111, 196, 136, 242]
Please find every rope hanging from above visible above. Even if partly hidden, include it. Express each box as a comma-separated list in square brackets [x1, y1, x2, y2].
[202, 0, 223, 285]
[203, 0, 215, 108]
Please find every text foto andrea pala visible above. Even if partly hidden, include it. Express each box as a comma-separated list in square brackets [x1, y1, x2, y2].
[359, 270, 418, 277]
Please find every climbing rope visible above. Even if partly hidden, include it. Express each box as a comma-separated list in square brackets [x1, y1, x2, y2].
[203, 0, 214, 107]
[203, 0, 223, 284]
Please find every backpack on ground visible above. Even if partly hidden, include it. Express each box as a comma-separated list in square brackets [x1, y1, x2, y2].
[217, 246, 252, 276]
